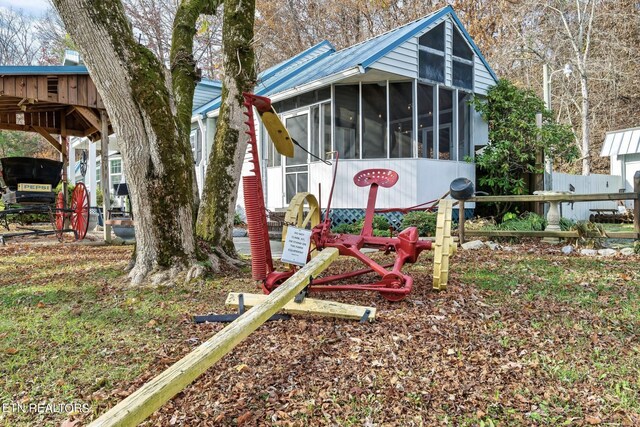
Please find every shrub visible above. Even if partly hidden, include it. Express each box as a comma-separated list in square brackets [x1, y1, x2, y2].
[401, 211, 437, 236]
[234, 212, 243, 226]
[497, 212, 546, 231]
[331, 215, 392, 236]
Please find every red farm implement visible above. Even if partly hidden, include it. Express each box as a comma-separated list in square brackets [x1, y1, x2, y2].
[242, 93, 455, 301]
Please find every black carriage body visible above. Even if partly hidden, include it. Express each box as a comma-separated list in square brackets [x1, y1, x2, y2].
[1, 157, 62, 205]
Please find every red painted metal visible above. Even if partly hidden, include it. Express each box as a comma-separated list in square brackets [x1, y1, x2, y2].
[70, 182, 89, 240]
[242, 93, 274, 280]
[243, 93, 438, 301]
[55, 191, 65, 232]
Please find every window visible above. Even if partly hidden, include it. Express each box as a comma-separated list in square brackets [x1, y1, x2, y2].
[334, 85, 360, 159]
[419, 23, 445, 83]
[458, 92, 471, 160]
[362, 83, 387, 159]
[452, 26, 474, 90]
[110, 159, 121, 174]
[417, 83, 434, 159]
[322, 102, 331, 159]
[285, 114, 309, 203]
[273, 87, 331, 114]
[389, 82, 413, 158]
[265, 123, 281, 167]
[438, 88, 455, 160]
[189, 128, 202, 163]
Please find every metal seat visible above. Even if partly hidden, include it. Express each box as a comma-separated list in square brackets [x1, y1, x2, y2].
[353, 169, 399, 188]
[353, 169, 399, 237]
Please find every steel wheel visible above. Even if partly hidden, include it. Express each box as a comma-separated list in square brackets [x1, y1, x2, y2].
[70, 182, 90, 240]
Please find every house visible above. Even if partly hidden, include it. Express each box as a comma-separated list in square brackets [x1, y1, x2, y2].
[191, 5, 497, 222]
[600, 127, 640, 207]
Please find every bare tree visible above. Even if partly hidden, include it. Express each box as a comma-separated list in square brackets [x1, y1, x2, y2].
[0, 8, 40, 65]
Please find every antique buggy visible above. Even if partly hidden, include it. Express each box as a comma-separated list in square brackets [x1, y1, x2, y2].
[0, 157, 90, 242]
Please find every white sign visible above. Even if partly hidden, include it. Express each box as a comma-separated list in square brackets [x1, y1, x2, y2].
[281, 227, 312, 266]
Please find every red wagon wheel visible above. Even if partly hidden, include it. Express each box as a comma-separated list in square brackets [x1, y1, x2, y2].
[70, 182, 90, 240]
[55, 191, 65, 238]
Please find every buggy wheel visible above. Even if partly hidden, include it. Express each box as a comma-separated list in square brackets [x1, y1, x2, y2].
[55, 192, 65, 239]
[70, 182, 89, 240]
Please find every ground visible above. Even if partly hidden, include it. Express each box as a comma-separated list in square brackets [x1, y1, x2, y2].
[0, 241, 638, 426]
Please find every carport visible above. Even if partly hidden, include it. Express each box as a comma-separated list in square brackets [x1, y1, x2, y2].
[0, 65, 114, 241]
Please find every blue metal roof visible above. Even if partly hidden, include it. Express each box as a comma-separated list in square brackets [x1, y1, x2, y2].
[0, 65, 89, 75]
[194, 6, 498, 116]
[193, 79, 222, 111]
[193, 40, 335, 116]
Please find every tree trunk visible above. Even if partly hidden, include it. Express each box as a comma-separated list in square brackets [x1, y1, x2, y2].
[52, 0, 218, 284]
[197, 0, 256, 261]
[580, 74, 590, 175]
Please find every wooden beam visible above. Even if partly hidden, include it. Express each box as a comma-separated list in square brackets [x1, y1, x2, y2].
[0, 123, 87, 137]
[225, 292, 375, 321]
[468, 193, 640, 203]
[100, 110, 111, 243]
[634, 171, 639, 237]
[32, 126, 62, 153]
[74, 106, 102, 130]
[87, 247, 339, 427]
[433, 199, 453, 291]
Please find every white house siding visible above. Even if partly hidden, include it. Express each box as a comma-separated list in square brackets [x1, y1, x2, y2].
[445, 20, 453, 87]
[369, 39, 418, 78]
[264, 159, 473, 213]
[473, 56, 494, 95]
[623, 153, 640, 193]
[551, 172, 623, 220]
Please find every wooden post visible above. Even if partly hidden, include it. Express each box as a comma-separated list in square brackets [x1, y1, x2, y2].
[87, 248, 339, 427]
[458, 199, 466, 244]
[100, 110, 111, 243]
[634, 171, 640, 238]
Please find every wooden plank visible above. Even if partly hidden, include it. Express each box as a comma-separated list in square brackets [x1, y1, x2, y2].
[16, 77, 26, 98]
[96, 92, 104, 109]
[433, 199, 453, 290]
[468, 193, 639, 203]
[225, 292, 376, 321]
[4, 77, 15, 97]
[58, 76, 68, 103]
[0, 76, 4, 94]
[87, 247, 339, 427]
[87, 81, 97, 108]
[68, 75, 78, 105]
[37, 76, 48, 101]
[32, 126, 63, 153]
[77, 76, 88, 106]
[26, 77, 38, 99]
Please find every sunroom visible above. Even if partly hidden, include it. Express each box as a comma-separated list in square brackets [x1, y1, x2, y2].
[192, 6, 497, 219]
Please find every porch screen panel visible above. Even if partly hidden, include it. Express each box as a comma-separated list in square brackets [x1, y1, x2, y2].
[334, 85, 360, 159]
[417, 83, 434, 158]
[322, 102, 331, 159]
[458, 92, 471, 160]
[362, 84, 387, 159]
[311, 105, 320, 160]
[389, 82, 413, 158]
[285, 114, 308, 165]
[438, 88, 455, 160]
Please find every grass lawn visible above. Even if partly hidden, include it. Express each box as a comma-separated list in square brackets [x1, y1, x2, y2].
[0, 241, 638, 426]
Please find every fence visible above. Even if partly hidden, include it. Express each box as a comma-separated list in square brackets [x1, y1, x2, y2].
[458, 171, 640, 243]
[551, 172, 623, 221]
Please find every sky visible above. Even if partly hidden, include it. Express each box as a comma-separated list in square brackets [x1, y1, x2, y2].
[0, 0, 50, 16]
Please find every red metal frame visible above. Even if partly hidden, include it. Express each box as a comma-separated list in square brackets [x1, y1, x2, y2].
[243, 93, 437, 301]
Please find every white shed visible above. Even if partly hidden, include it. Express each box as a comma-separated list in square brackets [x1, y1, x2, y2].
[601, 127, 640, 198]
